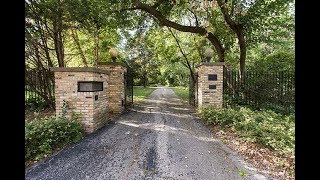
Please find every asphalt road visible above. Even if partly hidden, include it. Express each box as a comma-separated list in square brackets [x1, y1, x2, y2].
[25, 87, 270, 180]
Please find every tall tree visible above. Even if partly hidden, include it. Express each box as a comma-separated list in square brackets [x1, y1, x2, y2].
[216, 0, 246, 79]
[70, 27, 88, 67]
[215, 0, 293, 79]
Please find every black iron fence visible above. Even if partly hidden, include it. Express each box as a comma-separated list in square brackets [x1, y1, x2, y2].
[26, 67, 134, 110]
[223, 67, 295, 114]
[25, 69, 55, 109]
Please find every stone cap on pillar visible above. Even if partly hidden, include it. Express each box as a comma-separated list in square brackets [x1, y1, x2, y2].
[50, 67, 110, 74]
[97, 62, 129, 68]
[196, 62, 225, 68]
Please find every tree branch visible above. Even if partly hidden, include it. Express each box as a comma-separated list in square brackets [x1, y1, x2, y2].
[152, 0, 166, 8]
[187, 8, 199, 27]
[111, 7, 140, 14]
[207, 32, 225, 62]
[132, 0, 225, 62]
[216, 0, 237, 30]
[132, 0, 225, 61]
[168, 27, 195, 82]
[217, 0, 246, 79]
[133, 0, 207, 35]
[71, 28, 88, 67]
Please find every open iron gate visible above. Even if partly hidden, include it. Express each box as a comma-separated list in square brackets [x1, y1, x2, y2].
[124, 67, 134, 108]
[189, 72, 198, 106]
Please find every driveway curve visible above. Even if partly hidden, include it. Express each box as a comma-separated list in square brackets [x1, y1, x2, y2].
[26, 87, 270, 180]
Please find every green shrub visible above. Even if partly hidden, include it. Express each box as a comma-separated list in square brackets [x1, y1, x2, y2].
[25, 116, 83, 161]
[198, 106, 295, 155]
[198, 106, 247, 127]
[25, 97, 49, 111]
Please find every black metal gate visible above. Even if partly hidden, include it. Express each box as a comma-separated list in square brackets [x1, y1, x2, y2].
[223, 66, 234, 108]
[189, 73, 198, 106]
[124, 67, 134, 108]
[223, 66, 295, 113]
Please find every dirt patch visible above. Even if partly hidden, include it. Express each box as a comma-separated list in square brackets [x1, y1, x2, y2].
[210, 125, 294, 180]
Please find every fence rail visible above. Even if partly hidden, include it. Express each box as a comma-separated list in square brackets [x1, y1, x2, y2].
[223, 67, 295, 114]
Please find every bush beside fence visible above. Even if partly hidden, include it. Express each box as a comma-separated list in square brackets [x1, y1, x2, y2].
[198, 106, 295, 155]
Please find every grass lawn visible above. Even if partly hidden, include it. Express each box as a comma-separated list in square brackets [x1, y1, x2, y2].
[133, 86, 156, 103]
[170, 86, 189, 102]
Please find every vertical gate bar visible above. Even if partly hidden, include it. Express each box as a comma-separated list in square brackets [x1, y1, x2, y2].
[244, 70, 247, 104]
[249, 71, 252, 105]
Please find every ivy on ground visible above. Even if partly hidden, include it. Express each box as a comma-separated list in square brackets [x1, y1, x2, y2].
[25, 116, 83, 162]
[198, 106, 294, 155]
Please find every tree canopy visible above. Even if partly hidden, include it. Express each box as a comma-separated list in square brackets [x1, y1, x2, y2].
[25, 0, 294, 86]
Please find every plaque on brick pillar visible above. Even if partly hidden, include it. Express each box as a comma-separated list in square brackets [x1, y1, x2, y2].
[78, 81, 103, 92]
[209, 85, 216, 89]
[208, 74, 217, 81]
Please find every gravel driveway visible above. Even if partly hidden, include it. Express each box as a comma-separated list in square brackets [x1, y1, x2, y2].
[25, 87, 269, 180]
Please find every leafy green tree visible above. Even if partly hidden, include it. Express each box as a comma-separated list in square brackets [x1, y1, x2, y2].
[248, 51, 294, 72]
[126, 33, 161, 87]
[109, 0, 294, 78]
[25, 0, 294, 97]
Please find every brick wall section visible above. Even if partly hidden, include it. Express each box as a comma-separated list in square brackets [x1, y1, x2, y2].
[97, 62, 127, 114]
[196, 62, 224, 108]
[52, 68, 109, 133]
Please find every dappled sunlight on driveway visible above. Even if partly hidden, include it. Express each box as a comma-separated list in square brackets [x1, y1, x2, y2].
[117, 120, 219, 143]
[130, 108, 194, 119]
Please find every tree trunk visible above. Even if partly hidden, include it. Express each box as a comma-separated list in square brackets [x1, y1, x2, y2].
[52, 1, 64, 67]
[236, 27, 246, 82]
[38, 18, 54, 69]
[207, 32, 225, 62]
[143, 71, 147, 88]
[216, 0, 247, 81]
[94, 29, 100, 66]
[43, 38, 54, 68]
[71, 28, 88, 67]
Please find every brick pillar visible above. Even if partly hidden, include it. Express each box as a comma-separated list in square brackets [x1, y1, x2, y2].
[196, 62, 224, 108]
[51, 67, 109, 134]
[97, 62, 127, 114]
